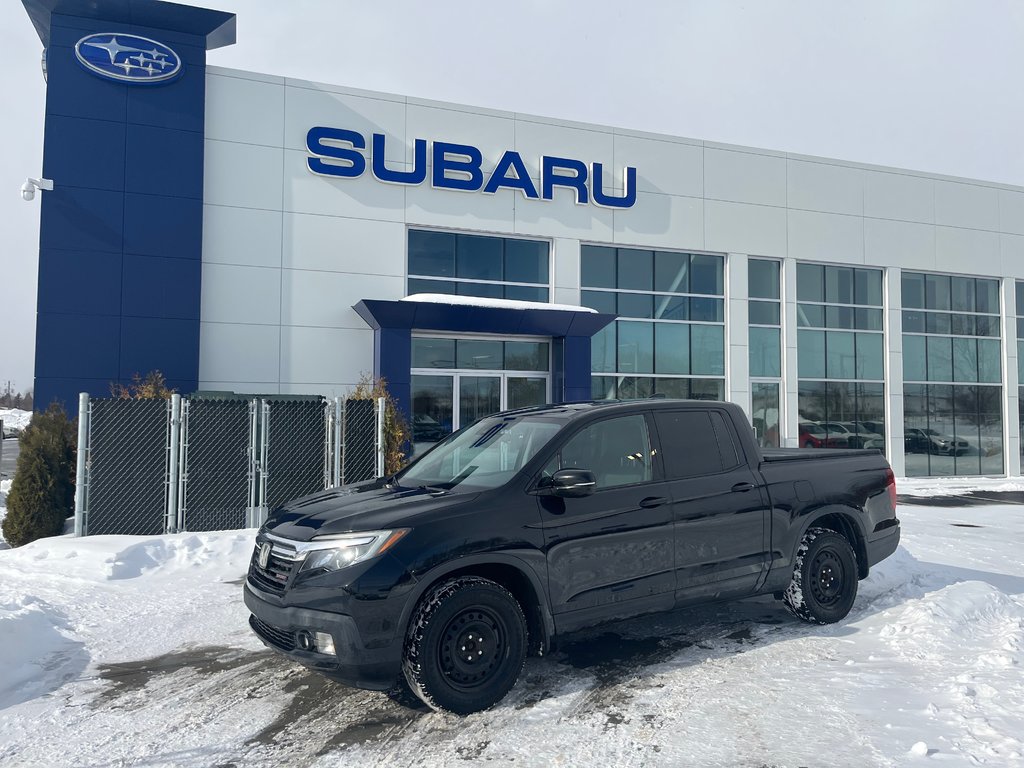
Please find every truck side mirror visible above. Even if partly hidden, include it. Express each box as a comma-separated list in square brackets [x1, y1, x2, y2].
[545, 468, 597, 498]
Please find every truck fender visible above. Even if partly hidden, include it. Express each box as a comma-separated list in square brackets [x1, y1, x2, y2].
[793, 504, 870, 579]
[396, 552, 556, 654]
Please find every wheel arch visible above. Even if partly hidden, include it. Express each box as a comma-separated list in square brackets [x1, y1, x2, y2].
[797, 506, 869, 579]
[399, 555, 554, 656]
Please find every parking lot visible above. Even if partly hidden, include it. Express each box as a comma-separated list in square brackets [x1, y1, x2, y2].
[0, 494, 1022, 767]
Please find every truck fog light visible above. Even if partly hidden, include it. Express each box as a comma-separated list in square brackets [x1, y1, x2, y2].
[315, 631, 336, 656]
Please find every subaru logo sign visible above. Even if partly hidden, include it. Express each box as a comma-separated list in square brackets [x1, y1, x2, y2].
[74, 33, 182, 84]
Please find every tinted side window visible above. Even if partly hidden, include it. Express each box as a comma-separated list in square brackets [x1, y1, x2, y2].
[654, 411, 726, 479]
[709, 411, 742, 469]
[554, 415, 653, 489]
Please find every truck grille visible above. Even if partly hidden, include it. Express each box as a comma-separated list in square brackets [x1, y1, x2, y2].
[249, 614, 296, 652]
[247, 539, 300, 596]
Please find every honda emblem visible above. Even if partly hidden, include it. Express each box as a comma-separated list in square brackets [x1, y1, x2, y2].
[257, 541, 271, 569]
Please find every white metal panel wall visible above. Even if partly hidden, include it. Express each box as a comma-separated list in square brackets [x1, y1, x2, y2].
[200, 65, 1024, 468]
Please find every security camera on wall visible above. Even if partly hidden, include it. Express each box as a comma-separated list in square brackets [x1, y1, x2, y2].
[21, 177, 53, 201]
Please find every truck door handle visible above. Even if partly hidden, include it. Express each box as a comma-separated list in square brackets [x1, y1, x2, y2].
[731, 482, 755, 493]
[639, 496, 668, 508]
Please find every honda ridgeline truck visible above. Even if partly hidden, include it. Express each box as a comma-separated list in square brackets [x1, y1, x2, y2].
[245, 399, 900, 714]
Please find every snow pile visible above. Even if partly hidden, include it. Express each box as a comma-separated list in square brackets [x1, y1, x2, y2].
[0, 596, 87, 709]
[1, 503, 1023, 766]
[401, 293, 598, 313]
[0, 407, 32, 433]
[897, 475, 1024, 497]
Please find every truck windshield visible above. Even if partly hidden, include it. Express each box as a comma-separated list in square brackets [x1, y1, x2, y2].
[395, 415, 562, 491]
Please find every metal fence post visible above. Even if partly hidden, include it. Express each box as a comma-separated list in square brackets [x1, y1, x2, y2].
[165, 394, 182, 534]
[246, 399, 259, 528]
[73, 393, 90, 537]
[376, 396, 386, 478]
[333, 396, 343, 487]
[258, 399, 270, 526]
[178, 399, 190, 532]
[323, 399, 332, 490]
[340, 397, 348, 485]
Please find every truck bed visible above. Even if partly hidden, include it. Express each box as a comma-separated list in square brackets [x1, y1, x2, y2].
[760, 447, 882, 462]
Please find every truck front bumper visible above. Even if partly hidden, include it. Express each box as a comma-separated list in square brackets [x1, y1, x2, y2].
[244, 582, 403, 691]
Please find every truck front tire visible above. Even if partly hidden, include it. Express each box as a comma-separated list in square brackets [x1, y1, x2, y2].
[783, 527, 858, 624]
[402, 576, 527, 715]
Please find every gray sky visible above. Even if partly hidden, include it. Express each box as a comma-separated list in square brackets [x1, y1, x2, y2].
[2, 0, 1022, 394]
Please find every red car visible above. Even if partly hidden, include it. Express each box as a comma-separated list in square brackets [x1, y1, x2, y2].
[799, 422, 849, 449]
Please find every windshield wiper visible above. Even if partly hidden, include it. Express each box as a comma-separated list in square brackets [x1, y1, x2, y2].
[417, 484, 449, 495]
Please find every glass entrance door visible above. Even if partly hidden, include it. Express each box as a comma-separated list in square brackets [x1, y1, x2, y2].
[751, 381, 781, 448]
[459, 375, 502, 428]
[410, 335, 552, 455]
[410, 372, 550, 455]
[507, 376, 547, 410]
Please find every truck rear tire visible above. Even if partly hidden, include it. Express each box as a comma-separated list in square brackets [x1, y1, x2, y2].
[402, 576, 527, 715]
[783, 527, 858, 624]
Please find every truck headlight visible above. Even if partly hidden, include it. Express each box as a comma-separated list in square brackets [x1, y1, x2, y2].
[298, 529, 409, 573]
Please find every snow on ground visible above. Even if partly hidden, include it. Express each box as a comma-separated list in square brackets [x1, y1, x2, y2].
[897, 475, 1024, 497]
[1, 503, 1022, 767]
[0, 407, 32, 433]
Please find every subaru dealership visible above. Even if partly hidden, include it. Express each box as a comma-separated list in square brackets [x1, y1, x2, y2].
[22, 0, 1024, 478]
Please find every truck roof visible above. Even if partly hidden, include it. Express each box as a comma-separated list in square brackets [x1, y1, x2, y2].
[491, 398, 741, 421]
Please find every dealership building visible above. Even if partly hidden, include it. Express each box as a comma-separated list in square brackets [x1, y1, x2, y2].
[21, 0, 1024, 478]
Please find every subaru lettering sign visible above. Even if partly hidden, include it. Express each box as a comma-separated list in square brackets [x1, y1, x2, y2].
[306, 127, 638, 209]
[74, 33, 182, 84]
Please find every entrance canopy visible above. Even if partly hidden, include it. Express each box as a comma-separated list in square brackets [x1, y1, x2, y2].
[353, 295, 616, 418]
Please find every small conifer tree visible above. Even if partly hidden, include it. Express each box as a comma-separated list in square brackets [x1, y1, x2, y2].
[2, 404, 77, 547]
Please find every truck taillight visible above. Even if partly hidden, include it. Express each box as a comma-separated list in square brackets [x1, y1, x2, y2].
[885, 467, 897, 510]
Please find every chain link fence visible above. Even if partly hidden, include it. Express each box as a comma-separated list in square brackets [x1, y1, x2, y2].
[85, 398, 169, 536]
[179, 398, 254, 533]
[264, 398, 332, 512]
[74, 394, 385, 536]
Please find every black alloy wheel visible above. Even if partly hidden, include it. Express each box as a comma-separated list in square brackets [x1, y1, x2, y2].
[402, 576, 527, 715]
[783, 527, 858, 624]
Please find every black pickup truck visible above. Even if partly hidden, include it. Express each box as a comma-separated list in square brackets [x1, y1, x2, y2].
[245, 399, 900, 714]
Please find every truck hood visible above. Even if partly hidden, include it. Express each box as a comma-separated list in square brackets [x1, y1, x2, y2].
[263, 481, 477, 541]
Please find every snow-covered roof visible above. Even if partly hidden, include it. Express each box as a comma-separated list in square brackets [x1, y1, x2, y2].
[400, 293, 598, 314]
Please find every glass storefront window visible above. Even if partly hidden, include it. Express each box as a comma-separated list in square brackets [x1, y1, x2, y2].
[504, 342, 548, 371]
[749, 260, 780, 300]
[592, 376, 725, 402]
[655, 251, 689, 292]
[413, 337, 550, 373]
[617, 321, 654, 374]
[654, 323, 689, 374]
[408, 230, 550, 302]
[583, 246, 726, 399]
[411, 374, 455, 449]
[903, 271, 1004, 476]
[618, 249, 653, 291]
[751, 382, 781, 448]
[456, 339, 504, 370]
[797, 263, 884, 451]
[750, 327, 781, 378]
[412, 337, 455, 369]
